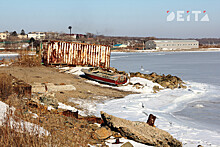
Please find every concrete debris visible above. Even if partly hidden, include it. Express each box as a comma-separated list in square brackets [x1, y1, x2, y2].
[153, 85, 162, 93]
[132, 83, 144, 89]
[39, 96, 59, 109]
[32, 83, 46, 93]
[32, 83, 76, 93]
[92, 127, 112, 140]
[62, 110, 78, 118]
[101, 111, 182, 147]
[121, 142, 134, 147]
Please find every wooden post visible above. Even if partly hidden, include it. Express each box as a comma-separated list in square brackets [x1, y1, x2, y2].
[147, 114, 156, 126]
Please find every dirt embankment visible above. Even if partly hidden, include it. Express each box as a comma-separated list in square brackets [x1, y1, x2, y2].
[0, 65, 133, 105]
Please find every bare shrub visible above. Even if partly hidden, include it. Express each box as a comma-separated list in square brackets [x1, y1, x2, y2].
[0, 104, 91, 147]
[0, 108, 46, 147]
[0, 73, 13, 100]
[0, 94, 93, 147]
[17, 51, 41, 67]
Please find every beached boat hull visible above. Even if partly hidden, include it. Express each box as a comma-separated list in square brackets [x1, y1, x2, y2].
[82, 68, 127, 86]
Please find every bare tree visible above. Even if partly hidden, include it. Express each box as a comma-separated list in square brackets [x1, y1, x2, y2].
[11, 31, 18, 36]
[20, 29, 25, 35]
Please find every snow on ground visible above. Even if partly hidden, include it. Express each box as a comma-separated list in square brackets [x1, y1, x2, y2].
[0, 63, 12, 67]
[0, 101, 15, 126]
[58, 102, 86, 116]
[68, 98, 106, 116]
[86, 77, 163, 93]
[58, 102, 78, 112]
[89, 136, 148, 147]
[0, 100, 49, 136]
[0, 53, 19, 56]
[105, 136, 148, 147]
[0, 64, 8, 67]
[58, 66, 91, 76]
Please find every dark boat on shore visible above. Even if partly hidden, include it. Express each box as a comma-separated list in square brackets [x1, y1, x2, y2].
[81, 68, 128, 86]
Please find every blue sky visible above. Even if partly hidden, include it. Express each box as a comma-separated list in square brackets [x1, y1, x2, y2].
[0, 0, 219, 38]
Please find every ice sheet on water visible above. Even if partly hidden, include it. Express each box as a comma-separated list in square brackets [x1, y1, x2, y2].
[95, 81, 220, 146]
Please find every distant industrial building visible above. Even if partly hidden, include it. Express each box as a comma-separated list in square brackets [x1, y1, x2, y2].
[145, 40, 199, 50]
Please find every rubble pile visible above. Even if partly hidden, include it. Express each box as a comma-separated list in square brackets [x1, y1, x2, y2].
[130, 72, 187, 90]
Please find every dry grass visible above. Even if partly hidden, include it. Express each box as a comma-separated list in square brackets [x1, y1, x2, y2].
[0, 95, 93, 147]
[16, 50, 42, 67]
[0, 110, 46, 147]
[0, 74, 95, 147]
[199, 44, 220, 48]
[0, 73, 13, 100]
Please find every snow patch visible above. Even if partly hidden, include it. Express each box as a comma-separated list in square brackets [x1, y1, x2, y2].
[58, 102, 87, 116]
[193, 104, 204, 108]
[58, 66, 91, 76]
[68, 98, 98, 116]
[0, 100, 48, 136]
[105, 136, 148, 147]
[86, 77, 163, 94]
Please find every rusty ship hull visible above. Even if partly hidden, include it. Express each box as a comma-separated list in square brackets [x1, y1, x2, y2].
[81, 68, 128, 86]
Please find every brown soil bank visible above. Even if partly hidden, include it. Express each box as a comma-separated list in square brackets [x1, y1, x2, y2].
[0, 65, 133, 105]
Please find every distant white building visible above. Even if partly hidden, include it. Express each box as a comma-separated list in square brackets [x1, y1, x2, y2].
[0, 32, 9, 40]
[28, 32, 46, 40]
[145, 40, 199, 50]
[17, 34, 28, 39]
